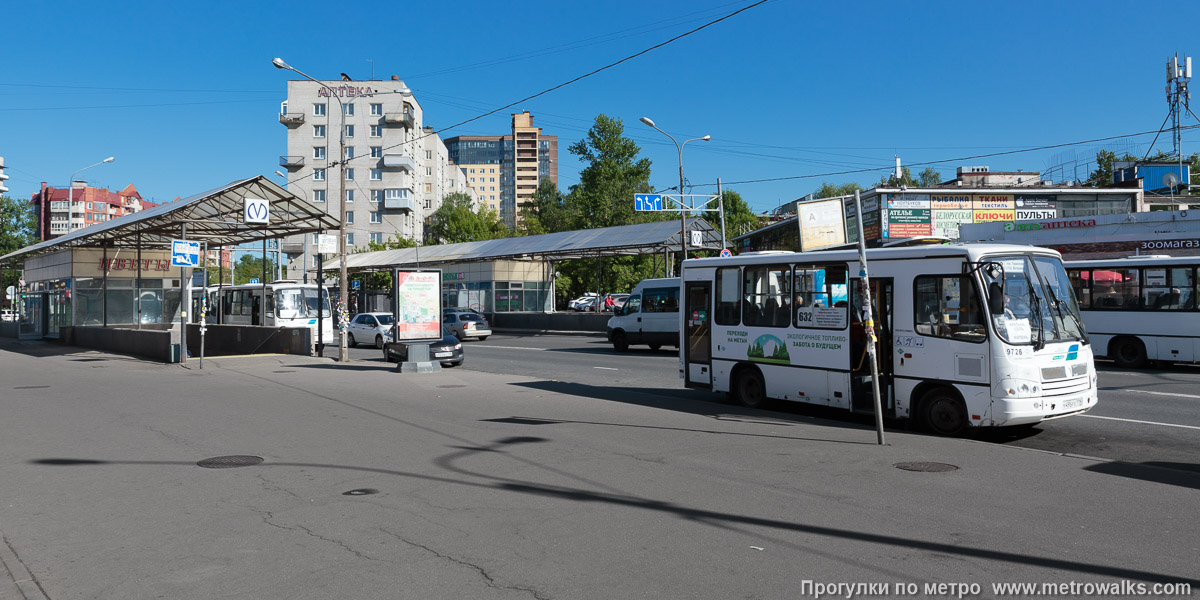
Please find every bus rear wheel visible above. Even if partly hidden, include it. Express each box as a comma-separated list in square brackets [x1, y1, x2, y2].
[734, 368, 767, 409]
[920, 389, 967, 436]
[1111, 337, 1147, 369]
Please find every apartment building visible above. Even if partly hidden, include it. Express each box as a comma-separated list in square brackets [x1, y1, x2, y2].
[31, 182, 157, 241]
[444, 112, 558, 229]
[277, 76, 475, 268]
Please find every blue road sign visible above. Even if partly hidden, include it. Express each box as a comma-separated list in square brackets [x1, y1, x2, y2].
[719, 249, 732, 258]
[351, 280, 361, 290]
[249, 278, 260, 284]
[171, 239, 200, 267]
[634, 193, 663, 211]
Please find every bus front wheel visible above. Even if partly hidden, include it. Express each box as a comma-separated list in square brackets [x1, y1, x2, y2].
[734, 368, 767, 409]
[920, 389, 967, 436]
[612, 331, 629, 352]
[1111, 337, 1147, 369]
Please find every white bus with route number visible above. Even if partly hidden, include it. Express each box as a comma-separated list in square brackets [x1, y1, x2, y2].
[192, 281, 334, 350]
[679, 243, 1096, 435]
[1065, 255, 1199, 368]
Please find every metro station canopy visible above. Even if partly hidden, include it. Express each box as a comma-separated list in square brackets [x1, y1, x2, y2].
[337, 218, 725, 272]
[1, 176, 339, 268]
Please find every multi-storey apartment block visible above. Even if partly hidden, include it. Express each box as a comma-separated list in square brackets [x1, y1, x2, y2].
[444, 112, 557, 229]
[31, 182, 157, 241]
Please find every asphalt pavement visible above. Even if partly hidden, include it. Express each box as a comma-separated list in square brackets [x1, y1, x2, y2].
[1, 335, 1198, 599]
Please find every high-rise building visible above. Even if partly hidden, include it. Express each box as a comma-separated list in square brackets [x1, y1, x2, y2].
[444, 112, 558, 229]
[30, 182, 157, 241]
[277, 76, 475, 269]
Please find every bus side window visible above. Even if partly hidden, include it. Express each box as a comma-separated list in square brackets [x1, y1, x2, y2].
[914, 275, 985, 342]
[1067, 269, 1091, 309]
[715, 267, 739, 325]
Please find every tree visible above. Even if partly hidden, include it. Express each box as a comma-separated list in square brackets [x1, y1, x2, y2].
[917, 167, 942, 187]
[232, 253, 277, 286]
[518, 179, 573, 236]
[427, 192, 510, 244]
[879, 166, 918, 187]
[812, 182, 863, 198]
[565, 114, 655, 230]
[719, 189, 761, 239]
[0, 196, 36, 300]
[1084, 149, 1182, 187]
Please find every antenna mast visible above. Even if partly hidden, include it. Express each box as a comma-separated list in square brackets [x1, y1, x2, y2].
[1166, 53, 1192, 192]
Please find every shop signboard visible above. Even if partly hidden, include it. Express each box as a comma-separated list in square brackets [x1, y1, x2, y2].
[973, 194, 1014, 210]
[798, 199, 846, 251]
[974, 209, 1015, 222]
[391, 270, 442, 341]
[930, 194, 972, 210]
[931, 209, 974, 239]
[886, 208, 932, 237]
[885, 193, 930, 209]
[1014, 194, 1057, 221]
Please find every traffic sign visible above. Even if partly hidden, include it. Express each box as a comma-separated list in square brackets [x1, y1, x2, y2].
[691, 230, 703, 247]
[351, 280, 361, 290]
[4, 285, 13, 299]
[634, 193, 663, 211]
[719, 249, 732, 258]
[249, 278, 260, 284]
[171, 239, 201, 267]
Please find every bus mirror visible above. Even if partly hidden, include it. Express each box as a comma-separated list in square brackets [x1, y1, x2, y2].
[988, 281, 1004, 314]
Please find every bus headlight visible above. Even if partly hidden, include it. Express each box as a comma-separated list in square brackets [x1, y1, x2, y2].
[995, 378, 1040, 398]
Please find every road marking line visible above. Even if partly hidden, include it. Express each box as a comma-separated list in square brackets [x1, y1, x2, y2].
[1123, 389, 1200, 400]
[594, 367, 618, 371]
[1080, 414, 1200, 430]
[475, 345, 547, 351]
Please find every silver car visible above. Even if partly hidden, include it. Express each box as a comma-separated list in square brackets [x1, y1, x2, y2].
[347, 312, 395, 349]
[443, 311, 491, 341]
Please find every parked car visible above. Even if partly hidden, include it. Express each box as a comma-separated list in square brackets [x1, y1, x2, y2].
[604, 294, 630, 312]
[567, 294, 598, 311]
[382, 326, 464, 367]
[347, 312, 395, 349]
[443, 310, 492, 340]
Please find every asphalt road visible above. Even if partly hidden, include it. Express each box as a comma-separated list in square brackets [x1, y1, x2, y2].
[351, 333, 1200, 476]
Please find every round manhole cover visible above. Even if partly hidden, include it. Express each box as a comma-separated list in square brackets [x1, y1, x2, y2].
[436, 384, 467, 388]
[894, 461, 959, 472]
[343, 488, 379, 496]
[197, 455, 265, 469]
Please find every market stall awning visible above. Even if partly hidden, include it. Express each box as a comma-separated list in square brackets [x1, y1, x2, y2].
[1, 176, 339, 268]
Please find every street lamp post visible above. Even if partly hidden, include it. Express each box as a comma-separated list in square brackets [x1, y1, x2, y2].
[639, 117, 709, 275]
[274, 57, 351, 362]
[67, 157, 115, 234]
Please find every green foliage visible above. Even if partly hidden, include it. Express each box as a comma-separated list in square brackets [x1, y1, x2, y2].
[0, 196, 37, 297]
[879, 166, 918, 187]
[720, 189, 761, 239]
[1084, 149, 1183, 187]
[917, 167, 942, 187]
[428, 192, 510, 244]
[518, 179, 574, 236]
[232, 253, 277, 286]
[813, 182, 864, 199]
[565, 114, 656, 230]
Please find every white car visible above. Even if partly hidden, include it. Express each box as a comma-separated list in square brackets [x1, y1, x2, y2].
[568, 294, 598, 311]
[347, 312, 395, 349]
[0, 309, 15, 322]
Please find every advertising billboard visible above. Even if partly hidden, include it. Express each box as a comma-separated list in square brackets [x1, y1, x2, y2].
[930, 194, 972, 210]
[973, 194, 1015, 210]
[1014, 194, 1057, 221]
[886, 208, 932, 237]
[798, 199, 847, 251]
[931, 209, 974, 239]
[885, 193, 931, 209]
[391, 270, 443, 341]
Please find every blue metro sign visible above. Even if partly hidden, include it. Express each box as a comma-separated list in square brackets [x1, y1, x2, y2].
[634, 193, 663, 211]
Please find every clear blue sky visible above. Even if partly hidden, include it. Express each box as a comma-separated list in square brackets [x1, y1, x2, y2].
[3, 0, 1199, 215]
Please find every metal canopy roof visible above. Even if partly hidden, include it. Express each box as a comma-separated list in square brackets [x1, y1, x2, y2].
[1, 176, 339, 267]
[338, 218, 725, 272]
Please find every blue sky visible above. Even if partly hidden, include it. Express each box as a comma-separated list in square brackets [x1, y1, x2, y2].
[4, 0, 1200, 215]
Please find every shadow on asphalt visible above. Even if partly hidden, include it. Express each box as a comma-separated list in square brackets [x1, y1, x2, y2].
[1083, 461, 1200, 488]
[27, 452, 1199, 587]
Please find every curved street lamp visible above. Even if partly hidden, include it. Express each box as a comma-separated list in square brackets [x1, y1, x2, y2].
[640, 117, 709, 274]
[273, 57, 351, 362]
[67, 156, 115, 235]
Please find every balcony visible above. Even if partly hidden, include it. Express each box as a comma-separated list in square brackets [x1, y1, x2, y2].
[279, 155, 305, 168]
[280, 240, 307, 255]
[381, 154, 417, 171]
[383, 110, 415, 128]
[278, 112, 305, 126]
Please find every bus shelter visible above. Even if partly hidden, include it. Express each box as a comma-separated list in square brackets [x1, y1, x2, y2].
[0, 176, 338, 360]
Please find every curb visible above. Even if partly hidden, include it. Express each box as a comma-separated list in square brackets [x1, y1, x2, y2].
[0, 534, 49, 600]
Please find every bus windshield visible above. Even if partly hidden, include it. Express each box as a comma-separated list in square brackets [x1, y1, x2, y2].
[276, 289, 306, 320]
[303, 288, 331, 318]
[985, 255, 1086, 347]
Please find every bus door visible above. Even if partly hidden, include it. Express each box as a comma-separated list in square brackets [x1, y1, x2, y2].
[684, 281, 712, 389]
[850, 278, 894, 415]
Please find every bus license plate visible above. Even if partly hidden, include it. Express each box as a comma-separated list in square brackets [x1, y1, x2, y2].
[434, 351, 453, 358]
[1062, 398, 1082, 410]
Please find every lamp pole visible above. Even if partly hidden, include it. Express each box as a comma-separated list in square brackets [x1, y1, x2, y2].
[67, 157, 115, 234]
[274, 57, 350, 362]
[639, 117, 709, 275]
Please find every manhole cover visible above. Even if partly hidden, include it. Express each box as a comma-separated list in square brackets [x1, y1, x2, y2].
[894, 462, 959, 472]
[343, 488, 379, 496]
[197, 455, 264, 469]
[437, 384, 467, 388]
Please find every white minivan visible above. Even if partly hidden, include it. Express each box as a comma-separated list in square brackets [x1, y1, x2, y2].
[606, 277, 680, 352]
